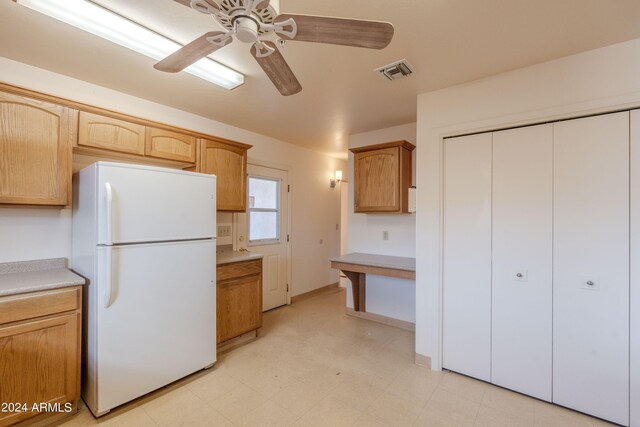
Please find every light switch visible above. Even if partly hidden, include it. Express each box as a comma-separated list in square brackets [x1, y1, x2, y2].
[217, 225, 232, 237]
[512, 269, 528, 282]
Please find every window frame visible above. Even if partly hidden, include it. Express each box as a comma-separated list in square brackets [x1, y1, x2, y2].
[247, 175, 281, 246]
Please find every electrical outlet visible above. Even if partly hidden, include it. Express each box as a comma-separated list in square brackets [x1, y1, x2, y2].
[383, 231, 389, 240]
[217, 225, 232, 237]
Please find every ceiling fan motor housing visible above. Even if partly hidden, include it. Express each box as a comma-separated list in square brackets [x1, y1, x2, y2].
[235, 17, 259, 43]
[215, 0, 280, 38]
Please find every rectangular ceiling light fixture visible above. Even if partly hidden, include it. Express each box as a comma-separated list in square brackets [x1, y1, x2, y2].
[14, 0, 244, 90]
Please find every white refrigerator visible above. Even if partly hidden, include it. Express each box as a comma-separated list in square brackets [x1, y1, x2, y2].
[71, 162, 217, 417]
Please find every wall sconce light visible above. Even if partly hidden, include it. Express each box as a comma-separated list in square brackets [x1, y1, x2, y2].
[330, 170, 343, 188]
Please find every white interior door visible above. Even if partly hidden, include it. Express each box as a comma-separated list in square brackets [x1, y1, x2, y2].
[237, 164, 290, 311]
[491, 124, 553, 401]
[631, 109, 640, 427]
[553, 112, 630, 425]
[443, 132, 492, 382]
[96, 240, 216, 414]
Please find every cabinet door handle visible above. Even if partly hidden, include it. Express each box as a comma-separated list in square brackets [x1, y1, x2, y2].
[586, 281, 595, 286]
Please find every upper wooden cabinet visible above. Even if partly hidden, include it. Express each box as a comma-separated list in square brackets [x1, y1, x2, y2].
[350, 140, 415, 214]
[0, 91, 72, 206]
[199, 138, 252, 212]
[78, 111, 145, 155]
[146, 127, 196, 163]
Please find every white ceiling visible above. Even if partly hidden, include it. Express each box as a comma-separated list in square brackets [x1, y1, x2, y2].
[1, 0, 640, 158]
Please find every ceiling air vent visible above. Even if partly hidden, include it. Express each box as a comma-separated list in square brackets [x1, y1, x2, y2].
[375, 59, 415, 81]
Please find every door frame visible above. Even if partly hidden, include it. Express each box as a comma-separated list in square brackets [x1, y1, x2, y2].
[235, 159, 293, 305]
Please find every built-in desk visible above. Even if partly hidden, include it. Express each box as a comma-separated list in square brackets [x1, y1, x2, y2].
[330, 253, 416, 312]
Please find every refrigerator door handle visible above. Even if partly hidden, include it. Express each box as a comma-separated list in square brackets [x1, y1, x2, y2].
[105, 182, 113, 246]
[104, 246, 114, 309]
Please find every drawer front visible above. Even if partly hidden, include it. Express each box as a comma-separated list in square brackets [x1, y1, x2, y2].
[217, 259, 262, 282]
[0, 287, 80, 325]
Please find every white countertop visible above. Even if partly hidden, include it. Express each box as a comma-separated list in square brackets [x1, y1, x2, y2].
[0, 258, 86, 297]
[329, 253, 416, 272]
[217, 250, 264, 266]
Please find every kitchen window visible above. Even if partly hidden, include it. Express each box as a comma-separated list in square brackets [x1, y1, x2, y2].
[248, 176, 281, 245]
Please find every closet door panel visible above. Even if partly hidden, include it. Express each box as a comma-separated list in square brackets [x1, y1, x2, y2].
[553, 112, 629, 425]
[492, 124, 553, 401]
[631, 109, 640, 427]
[443, 133, 492, 381]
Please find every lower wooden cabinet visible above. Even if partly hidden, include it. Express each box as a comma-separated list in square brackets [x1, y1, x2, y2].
[216, 259, 262, 344]
[0, 287, 81, 426]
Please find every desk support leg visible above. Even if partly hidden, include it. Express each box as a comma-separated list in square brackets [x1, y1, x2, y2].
[344, 271, 366, 312]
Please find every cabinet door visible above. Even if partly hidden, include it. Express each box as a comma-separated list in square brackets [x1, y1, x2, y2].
[354, 147, 399, 212]
[217, 274, 262, 343]
[491, 124, 553, 401]
[631, 109, 640, 427]
[0, 313, 80, 425]
[78, 111, 145, 155]
[442, 133, 492, 381]
[553, 112, 629, 425]
[145, 127, 196, 163]
[0, 92, 71, 206]
[201, 139, 247, 212]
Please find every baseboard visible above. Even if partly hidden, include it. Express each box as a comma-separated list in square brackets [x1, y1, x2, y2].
[414, 352, 432, 368]
[345, 308, 415, 332]
[217, 330, 258, 354]
[291, 283, 339, 304]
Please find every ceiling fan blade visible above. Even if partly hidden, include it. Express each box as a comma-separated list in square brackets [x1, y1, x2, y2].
[275, 14, 394, 49]
[255, 0, 270, 9]
[154, 32, 231, 73]
[251, 41, 302, 96]
[173, 0, 219, 13]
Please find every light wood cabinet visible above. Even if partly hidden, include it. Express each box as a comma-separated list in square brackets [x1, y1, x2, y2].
[0, 91, 72, 206]
[0, 286, 81, 426]
[78, 111, 145, 155]
[216, 259, 262, 344]
[199, 138, 252, 212]
[146, 127, 196, 163]
[350, 140, 415, 214]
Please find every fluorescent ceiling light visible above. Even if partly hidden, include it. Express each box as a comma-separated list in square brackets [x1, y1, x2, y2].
[14, 0, 244, 90]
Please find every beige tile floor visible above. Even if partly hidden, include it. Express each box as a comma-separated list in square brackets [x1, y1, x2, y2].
[59, 287, 614, 427]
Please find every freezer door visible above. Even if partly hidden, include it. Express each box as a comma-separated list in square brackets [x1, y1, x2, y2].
[94, 240, 216, 414]
[96, 163, 216, 245]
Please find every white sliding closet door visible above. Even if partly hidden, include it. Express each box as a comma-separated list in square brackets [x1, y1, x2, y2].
[553, 112, 630, 425]
[491, 124, 553, 401]
[631, 109, 640, 427]
[443, 133, 492, 381]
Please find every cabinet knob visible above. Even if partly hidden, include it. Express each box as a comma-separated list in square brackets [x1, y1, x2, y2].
[586, 281, 595, 286]
[516, 273, 523, 278]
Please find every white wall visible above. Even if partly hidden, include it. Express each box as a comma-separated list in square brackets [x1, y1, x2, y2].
[416, 38, 640, 369]
[347, 123, 416, 323]
[0, 57, 345, 295]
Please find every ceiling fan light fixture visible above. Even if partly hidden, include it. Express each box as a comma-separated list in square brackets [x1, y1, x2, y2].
[13, 0, 244, 90]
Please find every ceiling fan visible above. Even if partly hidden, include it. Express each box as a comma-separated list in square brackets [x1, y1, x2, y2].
[155, 0, 395, 96]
